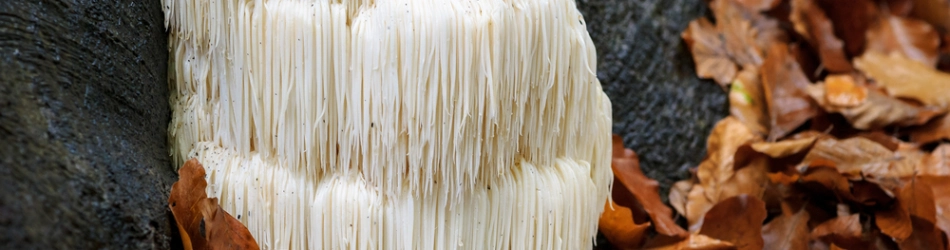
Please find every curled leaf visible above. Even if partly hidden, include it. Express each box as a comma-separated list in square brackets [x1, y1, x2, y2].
[811, 214, 865, 249]
[600, 200, 652, 249]
[790, 0, 852, 73]
[612, 136, 688, 237]
[169, 159, 210, 250]
[762, 43, 819, 141]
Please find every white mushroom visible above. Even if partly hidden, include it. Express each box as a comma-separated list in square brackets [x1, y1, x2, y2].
[164, 0, 613, 249]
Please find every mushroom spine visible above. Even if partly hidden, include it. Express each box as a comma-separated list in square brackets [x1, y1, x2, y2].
[164, 0, 613, 249]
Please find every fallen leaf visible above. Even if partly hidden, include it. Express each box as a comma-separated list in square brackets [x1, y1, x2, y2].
[884, 0, 915, 16]
[612, 137, 689, 237]
[169, 159, 259, 250]
[600, 200, 653, 249]
[644, 234, 737, 250]
[802, 137, 912, 180]
[686, 118, 763, 227]
[909, 0, 950, 31]
[762, 208, 811, 250]
[711, 0, 767, 66]
[806, 75, 943, 130]
[751, 134, 819, 158]
[854, 52, 950, 110]
[790, 0, 852, 73]
[699, 195, 767, 250]
[811, 214, 865, 249]
[735, 0, 781, 12]
[910, 114, 950, 144]
[200, 198, 260, 250]
[670, 180, 694, 219]
[683, 18, 739, 86]
[799, 165, 855, 201]
[899, 217, 948, 250]
[729, 66, 770, 136]
[919, 176, 950, 245]
[865, 15, 942, 66]
[919, 144, 950, 176]
[696, 117, 762, 201]
[761, 43, 819, 141]
[169, 159, 210, 250]
[901, 179, 937, 226]
[815, 0, 880, 56]
[876, 178, 937, 243]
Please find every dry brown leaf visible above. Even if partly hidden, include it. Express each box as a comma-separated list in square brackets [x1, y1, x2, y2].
[683, 18, 739, 86]
[802, 137, 912, 180]
[734, 0, 781, 12]
[909, 0, 950, 31]
[899, 217, 948, 250]
[670, 180, 694, 219]
[644, 234, 737, 250]
[901, 179, 937, 226]
[686, 117, 763, 227]
[876, 178, 937, 243]
[751, 135, 818, 158]
[854, 52, 950, 110]
[816, 0, 880, 56]
[729, 66, 769, 136]
[698, 195, 767, 250]
[762, 43, 819, 141]
[790, 0, 852, 73]
[599, 200, 652, 249]
[919, 176, 950, 245]
[811, 214, 865, 249]
[807, 75, 943, 130]
[910, 114, 950, 144]
[762, 208, 811, 250]
[866, 16, 942, 66]
[612, 136, 689, 237]
[919, 144, 950, 176]
[799, 165, 855, 201]
[885, 0, 915, 16]
[169, 159, 259, 250]
[200, 198, 260, 250]
[710, 0, 767, 66]
[169, 159, 210, 250]
[696, 117, 761, 201]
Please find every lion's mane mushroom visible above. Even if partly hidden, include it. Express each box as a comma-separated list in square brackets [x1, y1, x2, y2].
[163, 0, 613, 248]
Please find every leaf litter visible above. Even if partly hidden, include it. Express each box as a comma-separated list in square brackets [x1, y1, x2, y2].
[598, 0, 950, 249]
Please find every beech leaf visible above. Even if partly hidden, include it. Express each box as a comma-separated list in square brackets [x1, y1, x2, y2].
[761, 43, 818, 141]
[910, 114, 950, 144]
[729, 66, 769, 136]
[806, 74, 943, 130]
[599, 200, 652, 249]
[790, 0, 852, 73]
[612, 135, 689, 237]
[169, 159, 210, 250]
[683, 18, 739, 86]
[811, 214, 865, 249]
[200, 198, 261, 250]
[761, 208, 811, 250]
[698, 195, 767, 250]
[854, 52, 950, 110]
[865, 16, 942, 66]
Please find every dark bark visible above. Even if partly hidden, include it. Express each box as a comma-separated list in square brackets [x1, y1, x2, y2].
[577, 0, 728, 198]
[0, 0, 176, 249]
